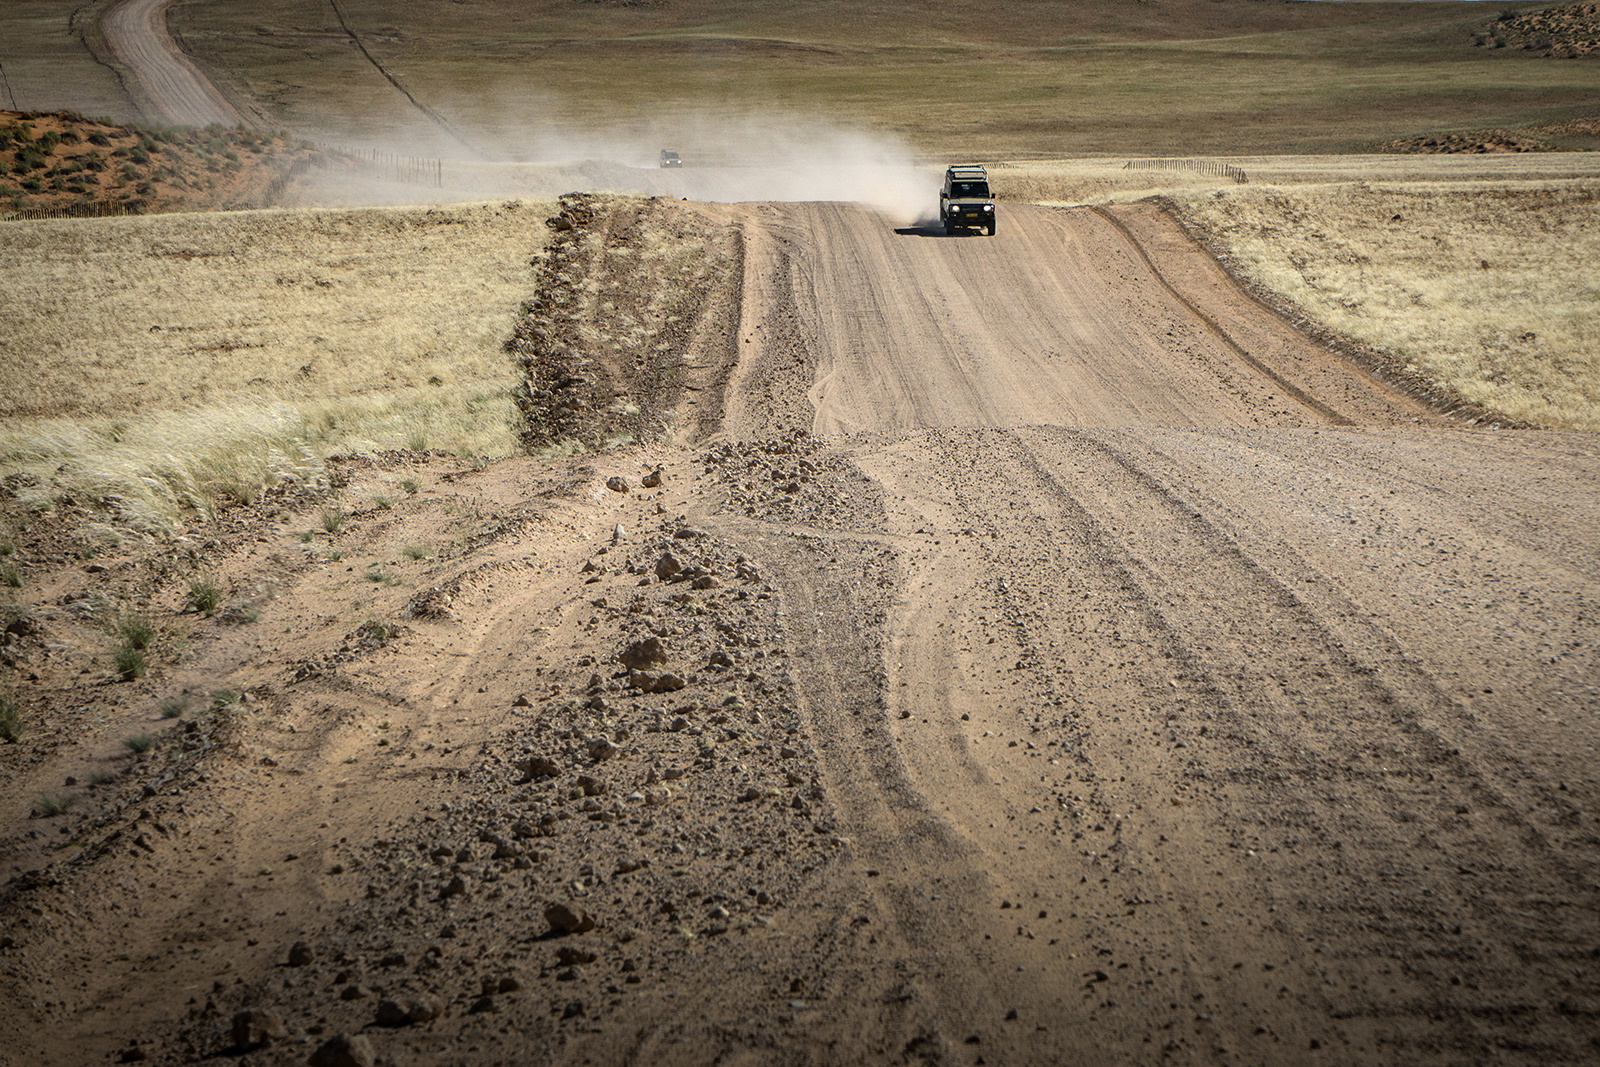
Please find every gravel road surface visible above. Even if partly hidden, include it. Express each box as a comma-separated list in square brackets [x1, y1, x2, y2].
[2, 198, 1595, 1066]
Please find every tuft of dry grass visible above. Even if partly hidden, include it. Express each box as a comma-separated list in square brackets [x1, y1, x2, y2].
[0, 199, 551, 532]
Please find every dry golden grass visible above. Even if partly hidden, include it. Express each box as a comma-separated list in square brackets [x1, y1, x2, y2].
[1003, 156, 1600, 431]
[0, 199, 551, 531]
[1173, 180, 1600, 430]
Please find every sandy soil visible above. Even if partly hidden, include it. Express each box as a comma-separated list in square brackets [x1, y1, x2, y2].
[2, 197, 1598, 1067]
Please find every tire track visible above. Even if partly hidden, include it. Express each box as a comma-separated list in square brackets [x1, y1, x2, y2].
[1090, 204, 1354, 427]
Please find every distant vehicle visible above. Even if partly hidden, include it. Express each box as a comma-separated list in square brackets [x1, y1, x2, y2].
[940, 164, 995, 236]
[659, 149, 683, 168]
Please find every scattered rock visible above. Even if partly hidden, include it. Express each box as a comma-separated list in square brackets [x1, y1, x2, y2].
[556, 945, 597, 965]
[308, 1033, 375, 1067]
[619, 636, 668, 669]
[544, 901, 596, 935]
[231, 1008, 288, 1050]
[654, 553, 683, 580]
[642, 469, 664, 488]
[605, 476, 629, 493]
[629, 671, 686, 694]
[516, 755, 561, 781]
[286, 941, 315, 967]
[587, 736, 622, 761]
[375, 996, 440, 1027]
[577, 774, 607, 796]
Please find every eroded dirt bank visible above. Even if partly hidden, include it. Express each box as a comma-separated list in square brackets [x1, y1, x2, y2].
[2, 198, 1598, 1066]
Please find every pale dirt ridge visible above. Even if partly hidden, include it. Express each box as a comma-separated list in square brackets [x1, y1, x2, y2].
[2, 199, 1598, 1067]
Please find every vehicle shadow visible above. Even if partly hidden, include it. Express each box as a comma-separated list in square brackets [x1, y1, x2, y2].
[894, 223, 956, 238]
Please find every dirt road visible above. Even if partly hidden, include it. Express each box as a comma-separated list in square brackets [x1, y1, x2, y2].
[102, 0, 243, 127]
[2, 198, 1597, 1066]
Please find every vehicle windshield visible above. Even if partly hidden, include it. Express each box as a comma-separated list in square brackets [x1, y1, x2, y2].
[951, 181, 989, 198]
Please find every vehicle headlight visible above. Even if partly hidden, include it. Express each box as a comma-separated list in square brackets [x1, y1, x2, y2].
[984, 204, 994, 212]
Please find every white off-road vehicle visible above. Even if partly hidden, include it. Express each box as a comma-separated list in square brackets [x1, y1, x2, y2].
[940, 164, 995, 236]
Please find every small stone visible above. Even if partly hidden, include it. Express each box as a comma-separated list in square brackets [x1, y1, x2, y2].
[577, 774, 607, 797]
[606, 476, 629, 493]
[557, 946, 597, 965]
[587, 736, 621, 761]
[468, 995, 496, 1014]
[691, 575, 720, 590]
[612, 523, 626, 543]
[498, 976, 521, 993]
[406, 996, 441, 1024]
[619, 637, 668, 669]
[556, 966, 581, 981]
[562, 1000, 585, 1019]
[642, 469, 664, 488]
[440, 874, 469, 899]
[231, 1008, 288, 1049]
[544, 901, 596, 935]
[512, 693, 532, 708]
[654, 553, 682, 580]
[374, 1000, 409, 1027]
[308, 1033, 375, 1067]
[339, 984, 368, 1001]
[517, 755, 561, 781]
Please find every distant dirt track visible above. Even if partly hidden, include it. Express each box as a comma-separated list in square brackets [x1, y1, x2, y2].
[102, 0, 242, 127]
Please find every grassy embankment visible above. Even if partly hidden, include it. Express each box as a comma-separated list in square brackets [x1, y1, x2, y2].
[0, 200, 550, 535]
[997, 156, 1600, 430]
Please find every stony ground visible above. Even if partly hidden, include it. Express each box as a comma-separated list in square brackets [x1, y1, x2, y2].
[3, 194, 1599, 1067]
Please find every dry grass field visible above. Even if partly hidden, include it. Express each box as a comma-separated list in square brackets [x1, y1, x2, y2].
[994, 154, 1600, 431]
[1173, 180, 1600, 430]
[0, 199, 550, 532]
[167, 0, 1600, 158]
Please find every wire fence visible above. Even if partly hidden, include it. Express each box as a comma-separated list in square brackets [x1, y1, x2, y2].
[1123, 158, 1248, 183]
[0, 200, 144, 222]
[347, 147, 443, 187]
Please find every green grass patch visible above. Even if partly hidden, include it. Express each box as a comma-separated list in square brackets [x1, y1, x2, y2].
[186, 576, 222, 616]
[0, 696, 20, 743]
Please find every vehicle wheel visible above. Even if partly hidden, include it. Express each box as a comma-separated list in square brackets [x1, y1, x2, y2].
[986, 222, 996, 236]
[944, 222, 955, 236]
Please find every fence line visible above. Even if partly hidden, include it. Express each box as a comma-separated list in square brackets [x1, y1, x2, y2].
[347, 147, 443, 187]
[0, 200, 143, 222]
[1124, 158, 1248, 183]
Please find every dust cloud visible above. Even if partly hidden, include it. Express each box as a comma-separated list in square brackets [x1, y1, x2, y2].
[293, 112, 938, 224]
